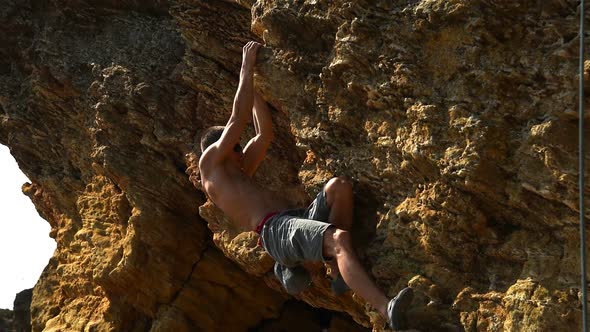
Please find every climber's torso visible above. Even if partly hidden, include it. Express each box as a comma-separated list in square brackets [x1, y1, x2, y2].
[200, 157, 291, 231]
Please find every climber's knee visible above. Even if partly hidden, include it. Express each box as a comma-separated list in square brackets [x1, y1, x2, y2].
[325, 177, 353, 206]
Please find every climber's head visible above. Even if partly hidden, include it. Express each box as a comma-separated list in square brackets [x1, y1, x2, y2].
[200, 126, 225, 153]
[200, 126, 244, 165]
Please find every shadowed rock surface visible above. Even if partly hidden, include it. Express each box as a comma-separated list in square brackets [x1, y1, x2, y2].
[13, 289, 32, 332]
[0, 289, 32, 332]
[0, 308, 14, 332]
[0, 0, 589, 331]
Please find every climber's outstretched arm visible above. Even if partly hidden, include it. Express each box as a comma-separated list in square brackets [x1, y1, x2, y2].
[213, 41, 260, 163]
[242, 91, 274, 176]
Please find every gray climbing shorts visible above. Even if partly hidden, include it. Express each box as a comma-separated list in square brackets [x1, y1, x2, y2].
[260, 187, 333, 267]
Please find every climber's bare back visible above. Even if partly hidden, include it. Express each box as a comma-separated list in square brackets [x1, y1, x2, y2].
[199, 151, 289, 230]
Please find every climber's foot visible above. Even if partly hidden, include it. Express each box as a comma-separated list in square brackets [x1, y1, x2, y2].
[274, 262, 312, 295]
[324, 260, 349, 295]
[330, 272, 350, 295]
[387, 287, 414, 330]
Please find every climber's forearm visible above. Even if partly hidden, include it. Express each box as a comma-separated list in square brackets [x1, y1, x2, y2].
[231, 66, 255, 126]
[252, 91, 273, 141]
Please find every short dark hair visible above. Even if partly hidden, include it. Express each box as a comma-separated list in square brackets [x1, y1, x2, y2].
[200, 126, 225, 152]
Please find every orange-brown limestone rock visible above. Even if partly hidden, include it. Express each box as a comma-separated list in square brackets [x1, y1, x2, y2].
[1, 0, 589, 331]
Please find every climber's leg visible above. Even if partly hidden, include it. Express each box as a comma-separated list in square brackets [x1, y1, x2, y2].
[323, 227, 389, 316]
[321, 177, 354, 280]
[324, 177, 354, 231]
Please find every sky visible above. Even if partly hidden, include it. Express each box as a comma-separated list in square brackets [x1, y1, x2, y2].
[0, 145, 56, 310]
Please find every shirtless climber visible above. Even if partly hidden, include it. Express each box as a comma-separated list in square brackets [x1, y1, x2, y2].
[198, 41, 414, 330]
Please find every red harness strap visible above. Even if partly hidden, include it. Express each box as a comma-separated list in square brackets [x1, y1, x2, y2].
[255, 211, 279, 247]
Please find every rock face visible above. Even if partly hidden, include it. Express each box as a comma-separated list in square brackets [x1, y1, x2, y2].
[0, 289, 31, 332]
[0, 0, 589, 331]
[14, 289, 32, 332]
[0, 308, 14, 332]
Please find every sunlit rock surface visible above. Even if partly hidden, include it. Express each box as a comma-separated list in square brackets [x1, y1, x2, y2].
[1, 0, 589, 331]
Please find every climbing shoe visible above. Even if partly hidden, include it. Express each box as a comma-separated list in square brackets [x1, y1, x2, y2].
[274, 263, 312, 295]
[387, 287, 414, 330]
[330, 273, 350, 295]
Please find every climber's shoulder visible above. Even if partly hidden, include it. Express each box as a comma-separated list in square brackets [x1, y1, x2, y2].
[199, 141, 223, 174]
